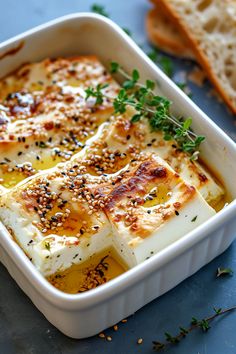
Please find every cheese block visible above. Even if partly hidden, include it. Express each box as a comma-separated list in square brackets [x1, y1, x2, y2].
[0, 168, 112, 276]
[0, 150, 215, 276]
[104, 154, 215, 267]
[0, 57, 119, 189]
[70, 108, 224, 206]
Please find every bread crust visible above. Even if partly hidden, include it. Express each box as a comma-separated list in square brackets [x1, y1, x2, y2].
[146, 8, 195, 59]
[153, 0, 236, 113]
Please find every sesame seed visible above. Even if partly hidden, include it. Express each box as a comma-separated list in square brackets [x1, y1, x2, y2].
[137, 338, 143, 345]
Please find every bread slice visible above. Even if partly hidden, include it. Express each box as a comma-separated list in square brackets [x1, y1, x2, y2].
[153, 0, 236, 113]
[146, 7, 195, 59]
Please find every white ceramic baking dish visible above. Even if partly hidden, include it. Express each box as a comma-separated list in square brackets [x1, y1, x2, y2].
[0, 13, 236, 339]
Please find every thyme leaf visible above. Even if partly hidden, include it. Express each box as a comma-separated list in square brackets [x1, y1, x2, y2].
[216, 267, 234, 277]
[153, 306, 236, 351]
[91, 4, 109, 17]
[44, 241, 51, 251]
[122, 27, 132, 36]
[147, 48, 173, 78]
[85, 62, 205, 158]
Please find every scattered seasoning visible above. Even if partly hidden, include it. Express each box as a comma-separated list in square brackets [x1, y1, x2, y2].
[191, 215, 198, 222]
[45, 241, 51, 251]
[137, 338, 143, 345]
[75, 256, 109, 293]
[106, 336, 112, 342]
[39, 141, 46, 148]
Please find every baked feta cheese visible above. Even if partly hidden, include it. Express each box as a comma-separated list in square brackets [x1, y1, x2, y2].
[103, 155, 216, 267]
[0, 57, 223, 281]
[0, 170, 112, 276]
[0, 57, 119, 189]
[75, 108, 224, 206]
[0, 152, 215, 275]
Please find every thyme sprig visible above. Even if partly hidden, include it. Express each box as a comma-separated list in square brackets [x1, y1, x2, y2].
[216, 267, 234, 277]
[85, 62, 205, 158]
[91, 4, 109, 17]
[153, 306, 236, 351]
[147, 48, 174, 78]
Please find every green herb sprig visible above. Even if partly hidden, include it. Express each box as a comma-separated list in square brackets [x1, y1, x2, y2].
[147, 48, 174, 78]
[153, 306, 236, 351]
[90, 5, 132, 37]
[122, 27, 132, 37]
[85, 62, 205, 158]
[216, 267, 234, 278]
[147, 48, 193, 97]
[91, 4, 109, 17]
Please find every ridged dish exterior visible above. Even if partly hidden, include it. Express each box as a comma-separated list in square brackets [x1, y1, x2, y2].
[0, 14, 235, 338]
[0, 222, 235, 338]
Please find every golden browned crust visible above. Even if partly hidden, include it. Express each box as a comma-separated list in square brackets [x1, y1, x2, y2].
[104, 156, 197, 238]
[104, 160, 171, 209]
[153, 0, 236, 113]
[0, 56, 119, 188]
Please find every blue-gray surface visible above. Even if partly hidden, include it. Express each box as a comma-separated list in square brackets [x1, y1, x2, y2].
[0, 1, 235, 353]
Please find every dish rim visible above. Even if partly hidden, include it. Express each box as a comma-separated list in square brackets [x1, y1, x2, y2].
[0, 12, 235, 310]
